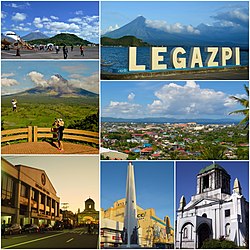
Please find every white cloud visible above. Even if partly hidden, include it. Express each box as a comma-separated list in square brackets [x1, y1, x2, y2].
[1, 78, 20, 87]
[128, 92, 135, 101]
[50, 15, 59, 20]
[147, 81, 235, 117]
[75, 10, 84, 15]
[33, 17, 43, 28]
[2, 73, 15, 77]
[68, 17, 82, 23]
[102, 24, 120, 34]
[44, 21, 80, 31]
[146, 19, 200, 34]
[27, 71, 48, 87]
[12, 12, 27, 22]
[11, 24, 30, 32]
[68, 72, 99, 94]
[103, 101, 143, 117]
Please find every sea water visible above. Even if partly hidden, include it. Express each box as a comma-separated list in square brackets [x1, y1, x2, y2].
[101, 46, 249, 73]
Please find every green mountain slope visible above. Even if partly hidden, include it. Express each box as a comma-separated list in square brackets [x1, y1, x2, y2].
[101, 35, 150, 47]
[29, 33, 93, 46]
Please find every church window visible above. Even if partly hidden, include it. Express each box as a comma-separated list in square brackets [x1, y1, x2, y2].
[202, 213, 207, 218]
[203, 175, 209, 190]
[225, 209, 230, 217]
[183, 228, 188, 238]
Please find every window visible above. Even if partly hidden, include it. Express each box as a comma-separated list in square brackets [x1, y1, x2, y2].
[202, 213, 207, 218]
[203, 175, 209, 190]
[20, 184, 28, 198]
[1, 174, 14, 207]
[183, 228, 188, 238]
[225, 209, 230, 217]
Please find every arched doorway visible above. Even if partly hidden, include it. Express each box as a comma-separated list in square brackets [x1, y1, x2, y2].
[197, 223, 211, 248]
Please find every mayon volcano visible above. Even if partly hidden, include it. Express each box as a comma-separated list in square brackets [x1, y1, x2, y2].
[4, 74, 98, 98]
[103, 16, 248, 46]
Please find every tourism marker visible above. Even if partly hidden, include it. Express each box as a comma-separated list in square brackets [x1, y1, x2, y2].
[128, 47, 240, 71]
[122, 161, 139, 248]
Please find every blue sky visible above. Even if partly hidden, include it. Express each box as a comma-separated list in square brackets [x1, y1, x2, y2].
[1, 61, 99, 95]
[101, 161, 174, 226]
[101, 1, 248, 44]
[101, 80, 248, 119]
[176, 161, 249, 210]
[1, 1, 99, 43]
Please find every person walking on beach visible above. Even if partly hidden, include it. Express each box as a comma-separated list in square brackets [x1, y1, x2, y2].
[80, 45, 84, 56]
[63, 45, 68, 59]
[11, 99, 17, 112]
[57, 118, 65, 151]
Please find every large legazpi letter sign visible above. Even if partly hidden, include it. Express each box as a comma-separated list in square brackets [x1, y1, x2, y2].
[128, 47, 241, 71]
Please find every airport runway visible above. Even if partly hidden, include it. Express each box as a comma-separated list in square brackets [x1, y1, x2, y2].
[1, 46, 99, 59]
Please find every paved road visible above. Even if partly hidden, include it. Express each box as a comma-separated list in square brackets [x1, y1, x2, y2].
[1, 228, 99, 249]
[1, 141, 99, 154]
[1, 46, 99, 59]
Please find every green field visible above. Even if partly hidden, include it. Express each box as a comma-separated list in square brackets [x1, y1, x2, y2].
[1, 96, 99, 131]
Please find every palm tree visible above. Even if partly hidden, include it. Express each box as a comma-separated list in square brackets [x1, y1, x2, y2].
[229, 84, 249, 130]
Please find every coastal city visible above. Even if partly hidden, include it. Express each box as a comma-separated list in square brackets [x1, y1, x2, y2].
[101, 122, 248, 160]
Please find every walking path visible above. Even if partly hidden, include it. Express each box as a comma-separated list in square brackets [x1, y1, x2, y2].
[1, 141, 99, 154]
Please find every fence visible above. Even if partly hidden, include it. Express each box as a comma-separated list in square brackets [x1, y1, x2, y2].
[1, 126, 99, 145]
[1, 126, 32, 143]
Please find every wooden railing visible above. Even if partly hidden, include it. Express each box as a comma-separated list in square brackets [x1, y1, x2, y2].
[34, 127, 99, 144]
[1, 126, 99, 145]
[1, 126, 32, 143]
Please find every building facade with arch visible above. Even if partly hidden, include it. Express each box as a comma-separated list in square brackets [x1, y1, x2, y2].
[176, 163, 249, 248]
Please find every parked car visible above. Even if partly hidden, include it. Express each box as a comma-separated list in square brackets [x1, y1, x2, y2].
[22, 224, 40, 233]
[5, 223, 22, 235]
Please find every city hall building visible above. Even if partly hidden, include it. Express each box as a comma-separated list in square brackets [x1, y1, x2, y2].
[101, 198, 174, 248]
[176, 163, 249, 248]
[1, 158, 60, 226]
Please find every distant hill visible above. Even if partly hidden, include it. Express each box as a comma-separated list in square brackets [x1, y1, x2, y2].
[29, 33, 93, 46]
[101, 35, 150, 47]
[3, 74, 98, 98]
[22, 31, 48, 41]
[104, 16, 248, 46]
[102, 117, 241, 125]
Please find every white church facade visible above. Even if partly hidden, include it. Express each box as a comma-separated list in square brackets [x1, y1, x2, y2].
[176, 163, 249, 248]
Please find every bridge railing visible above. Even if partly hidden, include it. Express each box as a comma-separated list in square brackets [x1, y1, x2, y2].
[1, 126, 33, 143]
[1, 127, 99, 145]
[34, 127, 99, 144]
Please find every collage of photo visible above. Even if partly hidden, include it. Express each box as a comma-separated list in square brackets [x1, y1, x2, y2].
[1, 0, 249, 249]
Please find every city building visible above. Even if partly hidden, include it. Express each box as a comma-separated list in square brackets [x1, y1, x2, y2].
[176, 163, 249, 248]
[1, 158, 60, 226]
[77, 198, 99, 224]
[101, 198, 174, 248]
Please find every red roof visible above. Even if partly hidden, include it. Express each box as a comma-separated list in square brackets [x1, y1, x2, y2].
[141, 147, 153, 152]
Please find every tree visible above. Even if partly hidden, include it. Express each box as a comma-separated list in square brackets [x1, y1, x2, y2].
[229, 84, 249, 130]
[200, 144, 226, 160]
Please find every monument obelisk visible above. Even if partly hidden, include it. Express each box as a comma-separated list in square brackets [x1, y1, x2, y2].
[123, 161, 139, 248]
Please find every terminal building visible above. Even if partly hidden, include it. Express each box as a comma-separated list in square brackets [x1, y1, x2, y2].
[101, 198, 174, 248]
[176, 163, 249, 248]
[1, 158, 60, 226]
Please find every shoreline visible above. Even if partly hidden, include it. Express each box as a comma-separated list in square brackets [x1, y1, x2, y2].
[101, 65, 249, 80]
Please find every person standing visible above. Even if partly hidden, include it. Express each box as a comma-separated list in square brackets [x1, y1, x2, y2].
[2, 220, 6, 239]
[63, 45, 68, 59]
[57, 119, 64, 151]
[11, 99, 17, 112]
[80, 45, 84, 56]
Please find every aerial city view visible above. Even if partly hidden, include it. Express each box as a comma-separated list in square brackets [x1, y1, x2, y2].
[101, 81, 249, 160]
[1, 0, 249, 249]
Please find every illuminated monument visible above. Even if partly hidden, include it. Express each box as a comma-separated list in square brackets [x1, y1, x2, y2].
[122, 161, 139, 248]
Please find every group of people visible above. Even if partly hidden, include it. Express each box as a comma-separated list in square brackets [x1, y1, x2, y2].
[62, 45, 85, 59]
[52, 118, 65, 151]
